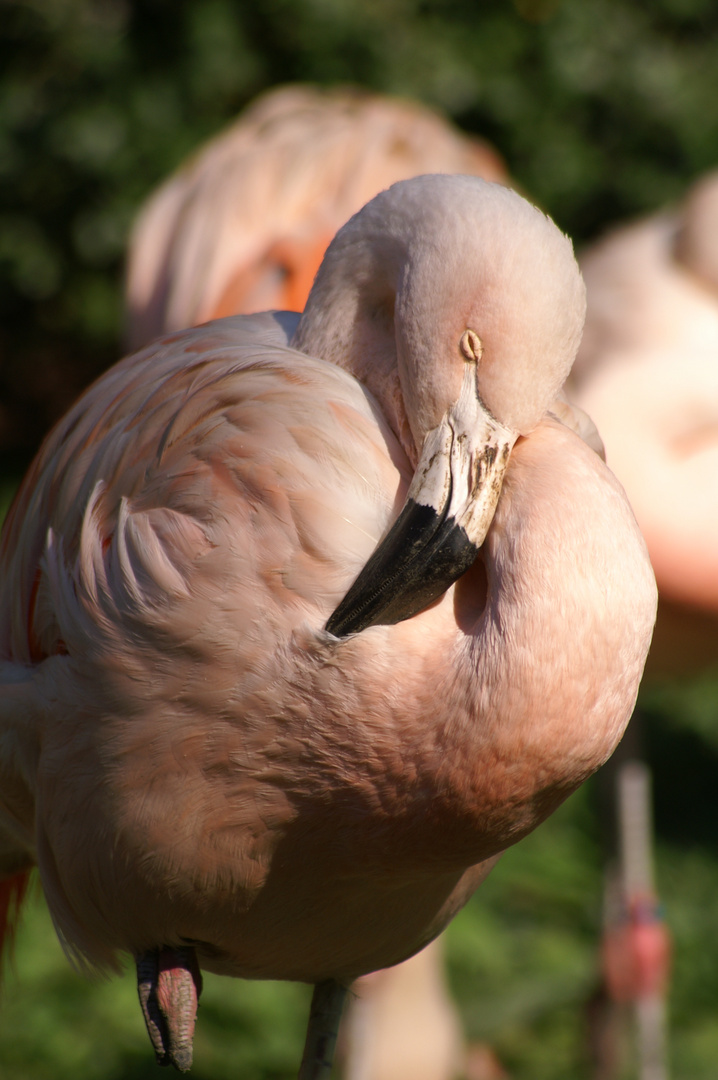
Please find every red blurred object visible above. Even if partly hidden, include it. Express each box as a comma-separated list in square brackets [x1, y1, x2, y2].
[603, 893, 671, 1003]
[0, 871, 30, 962]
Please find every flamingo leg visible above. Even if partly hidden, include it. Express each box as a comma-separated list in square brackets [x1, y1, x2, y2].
[136, 947, 202, 1072]
[298, 979, 348, 1080]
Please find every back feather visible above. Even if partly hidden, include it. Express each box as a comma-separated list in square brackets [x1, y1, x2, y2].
[0, 871, 30, 975]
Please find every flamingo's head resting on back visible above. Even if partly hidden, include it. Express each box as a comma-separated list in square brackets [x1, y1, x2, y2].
[293, 175, 588, 634]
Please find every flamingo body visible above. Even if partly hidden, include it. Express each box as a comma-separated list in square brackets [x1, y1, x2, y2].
[0, 321, 654, 977]
[573, 348, 718, 613]
[1, 176, 656, 1070]
[575, 177, 718, 379]
[572, 170, 718, 623]
[122, 91, 512, 1075]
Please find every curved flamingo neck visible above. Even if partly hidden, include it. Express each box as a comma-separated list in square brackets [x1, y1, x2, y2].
[408, 420, 656, 864]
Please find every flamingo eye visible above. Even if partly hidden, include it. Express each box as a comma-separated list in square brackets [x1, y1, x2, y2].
[460, 329, 483, 363]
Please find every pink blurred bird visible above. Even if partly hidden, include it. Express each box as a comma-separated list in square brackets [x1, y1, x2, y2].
[124, 84, 507, 353]
[0, 175, 656, 1080]
[571, 169, 718, 674]
[568, 171, 718, 1079]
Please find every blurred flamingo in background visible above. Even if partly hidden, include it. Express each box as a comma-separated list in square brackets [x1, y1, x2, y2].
[0, 175, 657, 1079]
[341, 938, 463, 1080]
[568, 168, 718, 1079]
[125, 84, 507, 351]
[125, 84, 511, 1080]
[572, 168, 718, 673]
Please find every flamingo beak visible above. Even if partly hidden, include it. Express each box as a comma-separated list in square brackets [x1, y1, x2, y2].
[326, 363, 518, 636]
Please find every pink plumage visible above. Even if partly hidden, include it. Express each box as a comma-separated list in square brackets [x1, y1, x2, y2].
[1, 175, 656, 1076]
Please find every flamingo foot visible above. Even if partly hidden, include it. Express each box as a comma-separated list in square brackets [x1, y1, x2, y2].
[136, 946, 203, 1072]
[298, 979, 348, 1080]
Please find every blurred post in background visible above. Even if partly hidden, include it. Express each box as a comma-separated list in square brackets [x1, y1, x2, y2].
[601, 762, 671, 1080]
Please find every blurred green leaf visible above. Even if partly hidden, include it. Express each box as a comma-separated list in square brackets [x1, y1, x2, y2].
[2, 0, 718, 464]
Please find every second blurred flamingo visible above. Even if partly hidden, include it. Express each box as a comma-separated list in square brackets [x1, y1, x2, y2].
[572, 168, 718, 671]
[569, 170, 718, 1079]
[125, 83, 507, 351]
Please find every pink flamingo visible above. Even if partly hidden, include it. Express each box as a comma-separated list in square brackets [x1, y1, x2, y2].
[0, 176, 656, 1078]
[568, 170, 718, 1078]
[572, 168, 718, 670]
[125, 83, 511, 1080]
[124, 84, 507, 353]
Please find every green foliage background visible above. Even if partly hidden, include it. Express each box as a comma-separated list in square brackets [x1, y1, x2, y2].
[2, 1, 718, 1078]
[2, 0, 718, 467]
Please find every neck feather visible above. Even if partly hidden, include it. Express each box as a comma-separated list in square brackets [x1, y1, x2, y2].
[417, 420, 656, 863]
